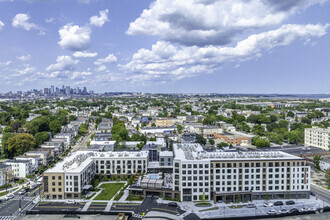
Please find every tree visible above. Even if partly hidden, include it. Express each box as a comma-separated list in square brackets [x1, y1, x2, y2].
[252, 136, 270, 148]
[301, 117, 311, 124]
[34, 132, 50, 146]
[1, 133, 15, 157]
[313, 155, 322, 170]
[11, 121, 22, 133]
[287, 111, 295, 118]
[252, 125, 265, 136]
[7, 133, 36, 158]
[209, 139, 215, 145]
[177, 125, 183, 134]
[195, 134, 206, 145]
[217, 142, 228, 148]
[49, 120, 61, 135]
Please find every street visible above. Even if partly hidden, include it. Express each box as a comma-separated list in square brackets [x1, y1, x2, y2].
[311, 184, 330, 204]
[72, 123, 95, 152]
[0, 185, 42, 219]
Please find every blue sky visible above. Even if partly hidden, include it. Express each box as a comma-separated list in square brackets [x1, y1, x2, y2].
[0, 0, 329, 94]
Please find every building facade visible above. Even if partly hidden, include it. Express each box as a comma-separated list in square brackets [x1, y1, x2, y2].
[173, 144, 310, 202]
[305, 127, 330, 150]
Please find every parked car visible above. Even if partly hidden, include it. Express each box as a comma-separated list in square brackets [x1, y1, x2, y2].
[18, 189, 26, 195]
[246, 204, 256, 208]
[286, 200, 295, 205]
[65, 200, 75, 204]
[4, 194, 14, 200]
[301, 207, 310, 212]
[311, 192, 315, 196]
[290, 208, 299, 213]
[267, 209, 277, 215]
[168, 202, 178, 207]
[273, 201, 283, 206]
[280, 208, 289, 214]
[263, 202, 273, 207]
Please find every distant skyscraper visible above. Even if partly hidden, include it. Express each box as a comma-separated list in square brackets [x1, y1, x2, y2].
[65, 86, 70, 95]
[51, 85, 54, 94]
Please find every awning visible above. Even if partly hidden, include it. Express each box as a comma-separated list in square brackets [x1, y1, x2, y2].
[83, 185, 93, 190]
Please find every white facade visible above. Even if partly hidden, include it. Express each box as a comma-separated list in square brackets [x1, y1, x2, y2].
[5, 160, 31, 178]
[305, 127, 330, 150]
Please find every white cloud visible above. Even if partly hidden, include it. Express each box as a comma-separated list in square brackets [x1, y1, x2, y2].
[94, 54, 117, 65]
[0, 20, 4, 31]
[45, 17, 54, 23]
[127, 0, 327, 46]
[90, 9, 109, 27]
[14, 66, 35, 76]
[0, 61, 11, 66]
[122, 24, 329, 82]
[95, 65, 107, 72]
[77, 0, 90, 3]
[71, 71, 92, 80]
[12, 13, 39, 31]
[58, 23, 91, 51]
[46, 55, 79, 72]
[16, 54, 31, 61]
[73, 51, 98, 58]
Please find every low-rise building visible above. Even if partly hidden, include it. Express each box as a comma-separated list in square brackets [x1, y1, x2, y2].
[4, 159, 32, 178]
[214, 132, 250, 146]
[25, 151, 50, 166]
[159, 151, 173, 167]
[0, 164, 11, 186]
[305, 127, 329, 150]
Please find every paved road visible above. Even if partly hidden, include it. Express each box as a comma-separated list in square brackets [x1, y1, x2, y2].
[0, 185, 42, 219]
[73, 123, 95, 152]
[311, 185, 330, 204]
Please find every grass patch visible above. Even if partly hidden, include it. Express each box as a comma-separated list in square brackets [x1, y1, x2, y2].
[200, 207, 219, 212]
[126, 194, 144, 201]
[93, 183, 125, 200]
[92, 202, 108, 205]
[195, 202, 211, 206]
[229, 205, 245, 209]
[85, 192, 96, 200]
[0, 191, 9, 197]
[113, 190, 124, 201]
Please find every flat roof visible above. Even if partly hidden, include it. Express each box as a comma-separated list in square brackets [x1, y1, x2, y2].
[45, 150, 148, 174]
[173, 143, 302, 161]
[260, 145, 328, 156]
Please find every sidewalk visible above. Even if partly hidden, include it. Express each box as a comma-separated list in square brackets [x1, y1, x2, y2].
[145, 211, 183, 220]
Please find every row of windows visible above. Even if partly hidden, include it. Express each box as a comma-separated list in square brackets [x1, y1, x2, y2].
[182, 170, 209, 175]
[182, 176, 209, 181]
[214, 161, 305, 168]
[182, 164, 209, 169]
[182, 182, 209, 187]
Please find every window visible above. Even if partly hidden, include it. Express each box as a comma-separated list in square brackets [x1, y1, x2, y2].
[58, 176, 62, 180]
[52, 176, 55, 180]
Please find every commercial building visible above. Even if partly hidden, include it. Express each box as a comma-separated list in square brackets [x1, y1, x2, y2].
[43, 150, 148, 199]
[173, 143, 310, 202]
[214, 132, 250, 146]
[305, 127, 330, 150]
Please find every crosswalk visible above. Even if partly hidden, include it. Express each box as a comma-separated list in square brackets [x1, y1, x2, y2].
[0, 216, 13, 220]
[12, 196, 34, 201]
[132, 213, 143, 219]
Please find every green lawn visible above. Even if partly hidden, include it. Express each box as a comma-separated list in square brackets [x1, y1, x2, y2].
[125, 194, 144, 201]
[0, 191, 9, 197]
[93, 183, 125, 200]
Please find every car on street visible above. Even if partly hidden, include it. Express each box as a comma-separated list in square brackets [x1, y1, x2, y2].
[263, 202, 273, 207]
[290, 208, 299, 213]
[280, 208, 289, 214]
[65, 200, 75, 204]
[286, 200, 295, 205]
[168, 202, 178, 207]
[18, 189, 26, 195]
[311, 192, 315, 196]
[273, 201, 283, 206]
[4, 194, 14, 200]
[267, 209, 277, 215]
[301, 207, 310, 212]
[246, 204, 256, 208]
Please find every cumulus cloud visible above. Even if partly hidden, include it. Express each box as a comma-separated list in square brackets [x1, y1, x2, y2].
[127, 0, 326, 46]
[46, 55, 79, 72]
[95, 65, 107, 72]
[58, 23, 91, 51]
[94, 54, 117, 65]
[71, 71, 92, 80]
[16, 54, 31, 61]
[0, 61, 11, 66]
[13, 66, 35, 77]
[12, 13, 39, 31]
[0, 20, 4, 31]
[73, 51, 98, 58]
[90, 9, 109, 27]
[122, 24, 329, 82]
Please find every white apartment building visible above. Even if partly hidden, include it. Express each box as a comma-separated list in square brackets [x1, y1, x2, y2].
[305, 127, 330, 150]
[43, 150, 148, 199]
[5, 160, 32, 178]
[173, 144, 310, 202]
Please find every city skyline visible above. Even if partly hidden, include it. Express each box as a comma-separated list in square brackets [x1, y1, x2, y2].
[0, 0, 330, 93]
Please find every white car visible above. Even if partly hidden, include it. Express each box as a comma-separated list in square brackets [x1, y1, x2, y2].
[4, 194, 14, 200]
[267, 209, 277, 215]
[65, 200, 75, 204]
[263, 202, 273, 207]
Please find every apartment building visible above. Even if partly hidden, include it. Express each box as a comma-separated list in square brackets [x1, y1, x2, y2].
[305, 127, 330, 150]
[173, 144, 310, 202]
[43, 150, 148, 199]
[155, 118, 176, 127]
[194, 126, 223, 139]
[214, 132, 250, 146]
[0, 164, 11, 186]
[4, 160, 32, 178]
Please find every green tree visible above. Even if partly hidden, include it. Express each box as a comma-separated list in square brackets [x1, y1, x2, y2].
[49, 120, 61, 135]
[313, 155, 322, 170]
[252, 125, 265, 136]
[34, 132, 50, 146]
[1, 133, 15, 157]
[287, 111, 295, 118]
[209, 139, 215, 145]
[177, 125, 183, 134]
[7, 133, 36, 158]
[195, 134, 206, 145]
[217, 142, 228, 148]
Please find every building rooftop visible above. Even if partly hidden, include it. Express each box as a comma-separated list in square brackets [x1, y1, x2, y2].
[45, 150, 148, 173]
[159, 151, 173, 157]
[173, 143, 302, 161]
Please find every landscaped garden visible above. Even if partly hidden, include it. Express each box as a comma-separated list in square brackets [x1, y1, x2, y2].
[93, 182, 125, 200]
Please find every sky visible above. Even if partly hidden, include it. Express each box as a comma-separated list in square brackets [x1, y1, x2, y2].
[0, 0, 330, 94]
